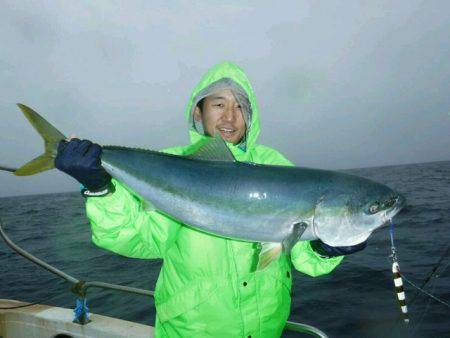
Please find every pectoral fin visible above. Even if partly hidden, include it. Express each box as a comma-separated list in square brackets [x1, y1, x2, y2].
[282, 222, 308, 254]
[256, 222, 309, 270]
[257, 242, 283, 270]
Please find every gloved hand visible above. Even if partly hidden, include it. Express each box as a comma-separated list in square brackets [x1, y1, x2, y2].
[310, 239, 367, 258]
[55, 139, 112, 194]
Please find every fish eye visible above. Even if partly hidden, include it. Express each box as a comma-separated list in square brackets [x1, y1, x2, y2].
[368, 202, 380, 214]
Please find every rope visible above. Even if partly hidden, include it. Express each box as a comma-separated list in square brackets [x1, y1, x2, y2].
[73, 297, 90, 324]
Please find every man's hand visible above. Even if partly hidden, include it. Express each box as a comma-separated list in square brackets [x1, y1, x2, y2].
[310, 239, 367, 258]
[55, 138, 111, 193]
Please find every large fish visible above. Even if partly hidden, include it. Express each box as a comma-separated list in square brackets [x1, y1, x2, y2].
[10, 104, 405, 268]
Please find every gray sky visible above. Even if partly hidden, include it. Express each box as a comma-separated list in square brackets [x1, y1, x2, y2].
[0, 0, 449, 197]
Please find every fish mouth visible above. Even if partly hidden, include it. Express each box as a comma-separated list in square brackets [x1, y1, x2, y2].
[362, 194, 405, 240]
[388, 194, 406, 217]
[394, 193, 406, 209]
[380, 193, 406, 227]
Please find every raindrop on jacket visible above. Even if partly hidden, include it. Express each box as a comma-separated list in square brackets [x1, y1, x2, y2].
[85, 61, 343, 338]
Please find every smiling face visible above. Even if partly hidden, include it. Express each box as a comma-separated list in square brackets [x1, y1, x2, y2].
[193, 89, 246, 145]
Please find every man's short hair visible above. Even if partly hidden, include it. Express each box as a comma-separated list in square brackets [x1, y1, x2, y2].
[196, 98, 205, 112]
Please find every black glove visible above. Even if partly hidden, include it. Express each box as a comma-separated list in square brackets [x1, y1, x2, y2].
[55, 139, 112, 195]
[310, 239, 367, 258]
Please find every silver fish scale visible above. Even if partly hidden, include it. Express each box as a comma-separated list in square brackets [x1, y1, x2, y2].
[101, 146, 404, 246]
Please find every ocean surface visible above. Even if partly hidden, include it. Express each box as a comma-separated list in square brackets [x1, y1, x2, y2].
[1, 160, 449, 337]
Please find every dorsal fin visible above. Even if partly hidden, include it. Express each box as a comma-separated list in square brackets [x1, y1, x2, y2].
[186, 134, 236, 162]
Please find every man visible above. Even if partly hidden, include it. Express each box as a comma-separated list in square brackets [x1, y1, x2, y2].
[56, 61, 365, 337]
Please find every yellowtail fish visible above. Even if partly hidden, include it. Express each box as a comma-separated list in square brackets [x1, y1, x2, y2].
[8, 104, 406, 269]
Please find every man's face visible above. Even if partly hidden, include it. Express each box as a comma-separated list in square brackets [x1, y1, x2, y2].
[193, 89, 246, 145]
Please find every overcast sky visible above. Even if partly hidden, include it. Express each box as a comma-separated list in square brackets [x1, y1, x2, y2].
[0, 1, 449, 197]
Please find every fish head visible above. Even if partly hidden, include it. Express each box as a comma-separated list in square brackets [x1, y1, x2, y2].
[312, 176, 405, 247]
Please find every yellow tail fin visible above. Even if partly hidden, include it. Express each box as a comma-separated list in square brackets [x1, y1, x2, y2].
[14, 104, 66, 176]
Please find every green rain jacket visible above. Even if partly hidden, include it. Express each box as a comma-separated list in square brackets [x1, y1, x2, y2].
[85, 62, 343, 338]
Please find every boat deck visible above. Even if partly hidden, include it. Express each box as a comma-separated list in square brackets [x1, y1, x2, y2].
[0, 299, 154, 338]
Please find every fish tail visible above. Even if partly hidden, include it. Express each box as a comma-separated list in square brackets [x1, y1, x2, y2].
[392, 261, 410, 323]
[14, 104, 66, 176]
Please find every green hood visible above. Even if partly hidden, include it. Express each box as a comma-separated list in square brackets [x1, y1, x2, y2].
[86, 62, 342, 338]
[184, 61, 260, 157]
[86, 60, 344, 337]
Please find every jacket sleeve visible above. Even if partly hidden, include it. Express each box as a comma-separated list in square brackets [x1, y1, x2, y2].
[253, 144, 344, 277]
[86, 179, 181, 259]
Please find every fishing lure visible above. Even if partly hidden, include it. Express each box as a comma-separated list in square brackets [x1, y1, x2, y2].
[389, 219, 409, 323]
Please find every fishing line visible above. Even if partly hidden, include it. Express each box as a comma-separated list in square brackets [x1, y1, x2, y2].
[410, 281, 437, 337]
[389, 221, 450, 318]
[409, 244, 450, 306]
[389, 220, 450, 336]
[401, 271, 450, 308]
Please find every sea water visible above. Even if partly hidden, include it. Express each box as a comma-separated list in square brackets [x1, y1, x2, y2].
[1, 161, 449, 337]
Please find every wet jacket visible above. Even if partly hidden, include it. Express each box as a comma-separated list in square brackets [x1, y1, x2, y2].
[85, 62, 343, 337]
